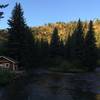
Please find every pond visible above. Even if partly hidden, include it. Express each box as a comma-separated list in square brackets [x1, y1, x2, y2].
[1, 71, 100, 100]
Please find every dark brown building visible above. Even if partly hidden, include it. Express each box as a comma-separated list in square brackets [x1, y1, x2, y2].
[0, 56, 18, 71]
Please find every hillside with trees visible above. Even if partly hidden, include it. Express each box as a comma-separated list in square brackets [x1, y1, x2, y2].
[0, 19, 100, 71]
[31, 20, 100, 48]
[0, 3, 100, 72]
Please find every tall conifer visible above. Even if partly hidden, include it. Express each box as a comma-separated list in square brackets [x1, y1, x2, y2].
[70, 19, 85, 63]
[50, 27, 60, 57]
[85, 20, 97, 70]
[7, 3, 34, 69]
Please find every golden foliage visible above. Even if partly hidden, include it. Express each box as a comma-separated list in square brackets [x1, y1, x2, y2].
[31, 20, 100, 48]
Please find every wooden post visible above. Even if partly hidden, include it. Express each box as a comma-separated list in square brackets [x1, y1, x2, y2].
[13, 63, 15, 71]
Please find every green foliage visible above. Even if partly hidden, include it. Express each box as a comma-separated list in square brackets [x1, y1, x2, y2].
[0, 70, 15, 86]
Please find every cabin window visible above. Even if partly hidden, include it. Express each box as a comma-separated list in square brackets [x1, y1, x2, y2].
[5, 63, 10, 68]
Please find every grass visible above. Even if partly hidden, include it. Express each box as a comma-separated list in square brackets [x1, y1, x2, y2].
[42, 57, 88, 73]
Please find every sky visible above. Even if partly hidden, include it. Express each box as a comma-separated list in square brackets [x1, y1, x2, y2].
[0, 0, 100, 29]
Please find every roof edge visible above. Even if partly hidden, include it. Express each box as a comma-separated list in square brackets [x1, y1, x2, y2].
[0, 56, 18, 63]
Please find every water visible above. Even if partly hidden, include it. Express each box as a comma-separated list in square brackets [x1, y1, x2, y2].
[1, 71, 100, 100]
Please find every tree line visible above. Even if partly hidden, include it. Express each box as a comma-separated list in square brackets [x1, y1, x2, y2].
[1, 3, 98, 71]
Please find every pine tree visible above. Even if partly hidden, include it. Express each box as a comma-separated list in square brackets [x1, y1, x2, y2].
[7, 3, 34, 69]
[70, 19, 85, 63]
[59, 39, 64, 57]
[50, 27, 60, 57]
[0, 4, 8, 19]
[64, 34, 71, 60]
[85, 20, 97, 70]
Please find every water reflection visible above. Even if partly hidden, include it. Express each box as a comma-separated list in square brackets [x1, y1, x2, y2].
[2, 72, 99, 100]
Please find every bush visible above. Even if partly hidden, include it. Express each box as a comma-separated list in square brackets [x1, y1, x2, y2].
[0, 70, 16, 86]
[48, 57, 88, 72]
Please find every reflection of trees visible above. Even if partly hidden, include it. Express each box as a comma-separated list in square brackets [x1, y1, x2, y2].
[47, 73, 63, 95]
[2, 76, 31, 100]
[46, 73, 96, 100]
[70, 75, 96, 100]
[1, 73, 97, 100]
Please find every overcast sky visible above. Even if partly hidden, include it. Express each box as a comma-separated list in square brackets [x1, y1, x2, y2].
[0, 0, 100, 29]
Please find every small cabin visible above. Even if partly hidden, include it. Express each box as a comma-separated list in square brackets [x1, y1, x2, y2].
[0, 56, 18, 71]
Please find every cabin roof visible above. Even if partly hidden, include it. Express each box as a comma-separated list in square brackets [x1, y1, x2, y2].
[0, 56, 18, 63]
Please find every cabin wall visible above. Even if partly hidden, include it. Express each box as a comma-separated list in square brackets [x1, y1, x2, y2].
[0, 58, 17, 71]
